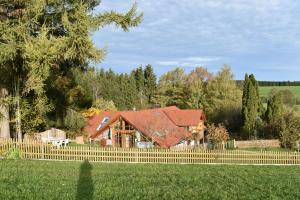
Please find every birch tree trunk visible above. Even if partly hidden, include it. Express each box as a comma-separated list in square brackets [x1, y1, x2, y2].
[0, 88, 10, 138]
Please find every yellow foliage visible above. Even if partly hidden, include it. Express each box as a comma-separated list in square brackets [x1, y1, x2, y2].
[81, 107, 102, 118]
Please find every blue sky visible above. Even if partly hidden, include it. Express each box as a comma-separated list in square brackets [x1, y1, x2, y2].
[92, 0, 300, 80]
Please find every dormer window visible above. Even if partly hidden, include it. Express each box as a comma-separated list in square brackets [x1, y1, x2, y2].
[96, 117, 110, 131]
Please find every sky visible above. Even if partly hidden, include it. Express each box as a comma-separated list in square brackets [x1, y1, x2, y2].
[92, 0, 300, 81]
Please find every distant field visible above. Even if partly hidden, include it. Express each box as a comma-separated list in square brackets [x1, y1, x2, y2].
[1, 160, 300, 200]
[259, 86, 300, 99]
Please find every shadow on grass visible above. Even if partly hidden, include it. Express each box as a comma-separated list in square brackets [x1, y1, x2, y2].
[76, 160, 94, 200]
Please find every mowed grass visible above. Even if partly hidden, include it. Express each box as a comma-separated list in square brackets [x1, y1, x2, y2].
[0, 160, 300, 200]
[259, 86, 300, 99]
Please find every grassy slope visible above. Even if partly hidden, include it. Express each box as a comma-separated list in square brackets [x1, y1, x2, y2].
[259, 86, 300, 99]
[0, 160, 300, 200]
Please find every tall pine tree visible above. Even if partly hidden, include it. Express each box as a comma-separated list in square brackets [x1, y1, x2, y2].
[143, 64, 157, 106]
[241, 74, 262, 138]
[134, 66, 147, 108]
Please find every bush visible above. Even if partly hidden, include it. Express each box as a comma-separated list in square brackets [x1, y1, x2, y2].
[5, 148, 21, 159]
[278, 111, 300, 149]
[207, 123, 229, 145]
[269, 89, 297, 107]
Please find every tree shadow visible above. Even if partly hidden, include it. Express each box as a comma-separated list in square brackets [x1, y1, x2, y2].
[76, 160, 94, 200]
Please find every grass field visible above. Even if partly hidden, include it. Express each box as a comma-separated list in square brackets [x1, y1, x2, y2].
[0, 160, 300, 200]
[259, 86, 300, 111]
[259, 86, 300, 99]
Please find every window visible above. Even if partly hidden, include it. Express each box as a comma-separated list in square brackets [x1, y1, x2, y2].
[108, 128, 111, 139]
[96, 117, 110, 131]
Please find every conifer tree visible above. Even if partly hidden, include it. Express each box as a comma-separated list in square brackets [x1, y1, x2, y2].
[0, 1, 142, 137]
[134, 66, 146, 108]
[242, 74, 249, 111]
[143, 64, 157, 105]
[265, 92, 283, 122]
[241, 74, 262, 138]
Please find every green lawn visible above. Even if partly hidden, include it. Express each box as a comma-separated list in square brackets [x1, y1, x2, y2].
[259, 86, 300, 99]
[0, 160, 300, 200]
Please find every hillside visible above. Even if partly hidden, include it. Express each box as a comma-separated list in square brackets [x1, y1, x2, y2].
[259, 86, 300, 99]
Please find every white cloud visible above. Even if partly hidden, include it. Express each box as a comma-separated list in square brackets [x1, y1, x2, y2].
[157, 56, 220, 67]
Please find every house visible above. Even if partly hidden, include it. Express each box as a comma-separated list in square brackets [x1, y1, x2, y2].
[85, 106, 206, 148]
[35, 128, 66, 143]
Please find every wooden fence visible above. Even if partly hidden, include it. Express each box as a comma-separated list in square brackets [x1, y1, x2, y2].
[0, 139, 299, 165]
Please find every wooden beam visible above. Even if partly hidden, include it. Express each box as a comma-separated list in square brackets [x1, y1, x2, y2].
[122, 134, 126, 148]
[111, 126, 115, 146]
[115, 130, 135, 134]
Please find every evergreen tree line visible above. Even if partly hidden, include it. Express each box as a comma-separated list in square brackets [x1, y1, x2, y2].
[73, 65, 157, 111]
[236, 80, 300, 87]
[258, 81, 300, 86]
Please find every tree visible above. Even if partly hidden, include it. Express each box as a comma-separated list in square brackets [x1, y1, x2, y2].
[93, 98, 117, 111]
[0, 89, 10, 138]
[133, 66, 146, 108]
[0, 1, 142, 138]
[207, 123, 229, 149]
[185, 67, 212, 109]
[154, 68, 186, 108]
[143, 64, 157, 106]
[269, 89, 296, 108]
[64, 109, 86, 138]
[278, 111, 300, 149]
[242, 73, 250, 113]
[241, 74, 262, 138]
[73, 68, 101, 105]
[249, 74, 264, 114]
[121, 73, 138, 110]
[205, 65, 242, 132]
[265, 92, 283, 123]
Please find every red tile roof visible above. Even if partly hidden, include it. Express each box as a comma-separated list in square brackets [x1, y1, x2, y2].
[85, 106, 205, 148]
[85, 111, 120, 137]
[164, 109, 205, 126]
[121, 109, 191, 148]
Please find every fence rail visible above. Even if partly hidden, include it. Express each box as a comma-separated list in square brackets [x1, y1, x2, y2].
[0, 139, 299, 165]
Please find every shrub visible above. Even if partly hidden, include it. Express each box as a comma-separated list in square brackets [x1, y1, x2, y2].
[207, 123, 229, 145]
[278, 111, 300, 149]
[5, 148, 21, 160]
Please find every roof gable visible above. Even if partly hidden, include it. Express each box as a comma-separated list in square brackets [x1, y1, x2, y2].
[85, 111, 120, 137]
[121, 109, 191, 147]
[164, 109, 204, 126]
